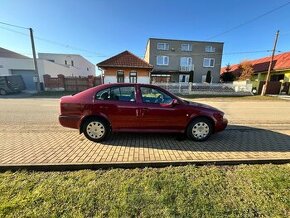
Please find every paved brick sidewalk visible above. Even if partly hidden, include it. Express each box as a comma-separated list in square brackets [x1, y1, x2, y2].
[1, 124, 290, 166]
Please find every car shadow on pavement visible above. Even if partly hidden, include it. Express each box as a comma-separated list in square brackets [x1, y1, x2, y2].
[102, 125, 290, 152]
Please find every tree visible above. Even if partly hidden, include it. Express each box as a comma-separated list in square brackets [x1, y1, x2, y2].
[220, 64, 235, 82]
[220, 72, 235, 82]
[238, 61, 254, 80]
[205, 71, 212, 83]
[225, 63, 231, 72]
[189, 71, 194, 82]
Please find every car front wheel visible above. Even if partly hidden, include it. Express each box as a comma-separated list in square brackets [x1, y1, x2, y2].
[83, 118, 109, 142]
[187, 118, 213, 141]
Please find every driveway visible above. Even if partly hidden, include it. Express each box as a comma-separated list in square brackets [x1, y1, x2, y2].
[0, 98, 290, 167]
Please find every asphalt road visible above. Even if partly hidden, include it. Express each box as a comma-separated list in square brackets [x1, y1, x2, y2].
[1, 97, 289, 166]
[0, 97, 289, 128]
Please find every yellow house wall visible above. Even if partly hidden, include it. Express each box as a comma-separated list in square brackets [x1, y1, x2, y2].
[284, 71, 290, 82]
[251, 70, 290, 92]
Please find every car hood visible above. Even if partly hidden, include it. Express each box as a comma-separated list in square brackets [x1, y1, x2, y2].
[188, 101, 223, 113]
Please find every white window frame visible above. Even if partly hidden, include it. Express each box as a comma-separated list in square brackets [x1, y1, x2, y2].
[157, 42, 169, 50]
[205, 46, 215, 53]
[203, 58, 215, 67]
[157, 56, 169, 66]
[180, 57, 192, 66]
[181, 44, 192, 51]
[179, 74, 189, 83]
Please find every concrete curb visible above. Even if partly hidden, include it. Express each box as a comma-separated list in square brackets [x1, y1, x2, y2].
[1, 158, 290, 172]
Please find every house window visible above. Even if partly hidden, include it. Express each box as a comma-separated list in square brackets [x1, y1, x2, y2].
[71, 60, 74, 66]
[157, 56, 169, 65]
[179, 74, 189, 83]
[181, 44, 192, 51]
[117, 70, 124, 83]
[129, 71, 137, 83]
[180, 57, 192, 66]
[87, 67, 89, 71]
[157, 42, 169, 50]
[205, 46, 215, 53]
[203, 58, 215, 67]
[65, 60, 67, 65]
[180, 57, 193, 71]
[270, 74, 284, 81]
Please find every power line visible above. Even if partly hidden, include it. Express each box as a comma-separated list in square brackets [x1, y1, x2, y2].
[206, 1, 290, 40]
[0, 24, 108, 57]
[0, 25, 29, 37]
[34, 36, 104, 56]
[0, 21, 283, 59]
[0, 21, 28, 30]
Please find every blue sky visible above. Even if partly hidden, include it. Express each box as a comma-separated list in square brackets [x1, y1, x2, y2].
[1, 0, 290, 75]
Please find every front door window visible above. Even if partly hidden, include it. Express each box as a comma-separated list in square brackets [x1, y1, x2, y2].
[140, 87, 172, 104]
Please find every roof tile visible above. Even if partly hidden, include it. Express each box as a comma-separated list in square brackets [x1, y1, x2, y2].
[221, 51, 290, 74]
[97, 50, 153, 69]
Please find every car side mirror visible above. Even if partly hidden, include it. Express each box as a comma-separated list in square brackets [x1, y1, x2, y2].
[172, 99, 179, 106]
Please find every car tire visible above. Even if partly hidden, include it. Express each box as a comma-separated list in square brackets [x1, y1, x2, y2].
[82, 118, 110, 142]
[187, 117, 213, 141]
[0, 89, 7, 96]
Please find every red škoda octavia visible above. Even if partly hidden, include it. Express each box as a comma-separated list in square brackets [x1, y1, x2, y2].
[59, 83, 227, 142]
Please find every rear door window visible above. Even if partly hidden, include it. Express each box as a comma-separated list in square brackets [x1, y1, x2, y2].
[95, 86, 136, 102]
[95, 88, 110, 100]
[110, 86, 136, 102]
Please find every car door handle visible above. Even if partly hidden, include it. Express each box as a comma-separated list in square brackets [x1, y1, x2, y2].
[141, 108, 149, 117]
[100, 106, 109, 109]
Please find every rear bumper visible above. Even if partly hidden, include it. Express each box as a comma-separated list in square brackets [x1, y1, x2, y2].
[59, 115, 80, 129]
[215, 118, 228, 133]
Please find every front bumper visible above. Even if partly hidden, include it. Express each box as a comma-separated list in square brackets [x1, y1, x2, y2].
[215, 117, 228, 133]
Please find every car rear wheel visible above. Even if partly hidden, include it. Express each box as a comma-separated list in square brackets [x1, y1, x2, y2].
[83, 119, 109, 142]
[187, 118, 213, 141]
[0, 89, 7, 95]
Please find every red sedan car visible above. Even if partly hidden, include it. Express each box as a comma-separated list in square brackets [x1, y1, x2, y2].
[59, 83, 227, 142]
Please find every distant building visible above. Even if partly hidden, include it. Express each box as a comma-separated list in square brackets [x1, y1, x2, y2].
[97, 50, 153, 84]
[221, 52, 290, 95]
[144, 38, 224, 83]
[38, 53, 95, 77]
[0, 47, 96, 92]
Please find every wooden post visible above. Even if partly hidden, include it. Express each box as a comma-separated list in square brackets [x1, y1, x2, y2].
[261, 30, 280, 96]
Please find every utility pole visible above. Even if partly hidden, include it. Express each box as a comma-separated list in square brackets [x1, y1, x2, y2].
[261, 30, 280, 96]
[29, 28, 40, 92]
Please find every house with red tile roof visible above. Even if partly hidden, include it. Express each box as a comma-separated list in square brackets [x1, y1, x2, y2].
[221, 52, 290, 94]
[97, 50, 153, 84]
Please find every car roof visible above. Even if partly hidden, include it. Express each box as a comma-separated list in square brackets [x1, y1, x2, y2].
[96, 83, 159, 89]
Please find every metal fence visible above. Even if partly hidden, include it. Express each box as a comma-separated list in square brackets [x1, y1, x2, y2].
[152, 81, 253, 96]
